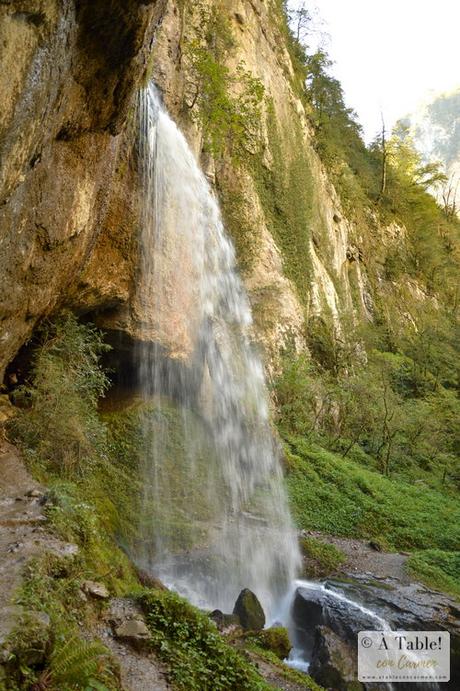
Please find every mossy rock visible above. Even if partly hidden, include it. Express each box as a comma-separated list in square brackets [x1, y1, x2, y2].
[300, 536, 346, 578]
[253, 626, 291, 660]
[233, 588, 265, 631]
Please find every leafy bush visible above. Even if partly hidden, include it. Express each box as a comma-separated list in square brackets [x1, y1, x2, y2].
[9, 312, 110, 476]
[140, 590, 271, 690]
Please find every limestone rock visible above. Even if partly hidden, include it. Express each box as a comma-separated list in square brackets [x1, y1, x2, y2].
[115, 618, 151, 649]
[82, 580, 109, 599]
[233, 588, 265, 631]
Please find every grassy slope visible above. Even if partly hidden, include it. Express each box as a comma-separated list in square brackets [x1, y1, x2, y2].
[284, 436, 460, 597]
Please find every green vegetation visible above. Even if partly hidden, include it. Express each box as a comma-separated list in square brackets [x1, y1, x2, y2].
[245, 644, 325, 691]
[4, 553, 121, 690]
[406, 550, 460, 599]
[285, 439, 460, 551]
[300, 536, 346, 578]
[248, 627, 291, 660]
[140, 590, 272, 691]
[7, 315, 305, 690]
[104, 398, 223, 554]
[249, 101, 314, 305]
[183, 1, 264, 158]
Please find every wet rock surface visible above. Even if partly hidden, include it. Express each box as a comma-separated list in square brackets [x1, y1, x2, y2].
[292, 577, 460, 690]
[0, 0, 167, 379]
[309, 625, 363, 691]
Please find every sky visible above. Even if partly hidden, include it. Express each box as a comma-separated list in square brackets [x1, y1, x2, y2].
[299, 0, 460, 141]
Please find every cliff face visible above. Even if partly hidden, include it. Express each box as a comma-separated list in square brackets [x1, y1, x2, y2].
[0, 0, 421, 379]
[0, 0, 166, 378]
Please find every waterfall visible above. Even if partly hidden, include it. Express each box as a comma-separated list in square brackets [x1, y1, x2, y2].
[134, 83, 300, 620]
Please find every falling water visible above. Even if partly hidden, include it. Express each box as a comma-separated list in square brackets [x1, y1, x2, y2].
[134, 83, 300, 620]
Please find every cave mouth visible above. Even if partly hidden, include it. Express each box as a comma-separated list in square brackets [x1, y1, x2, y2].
[3, 311, 202, 414]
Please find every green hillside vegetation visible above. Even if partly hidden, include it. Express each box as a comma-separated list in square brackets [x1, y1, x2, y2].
[271, 2, 460, 598]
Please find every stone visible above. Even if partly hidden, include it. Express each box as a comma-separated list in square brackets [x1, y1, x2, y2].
[209, 609, 241, 632]
[115, 618, 151, 649]
[82, 580, 109, 599]
[25, 488, 42, 498]
[309, 625, 363, 691]
[135, 568, 167, 591]
[233, 588, 265, 631]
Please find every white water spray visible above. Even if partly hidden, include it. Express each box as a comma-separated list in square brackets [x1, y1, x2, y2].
[135, 83, 300, 620]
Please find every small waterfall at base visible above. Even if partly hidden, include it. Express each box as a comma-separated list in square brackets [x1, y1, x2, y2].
[134, 83, 300, 621]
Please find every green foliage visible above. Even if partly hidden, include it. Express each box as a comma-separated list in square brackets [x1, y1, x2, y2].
[140, 590, 272, 691]
[249, 101, 313, 305]
[285, 438, 460, 551]
[45, 633, 116, 690]
[9, 312, 110, 476]
[217, 171, 261, 273]
[184, 3, 264, 158]
[406, 550, 460, 599]
[245, 643, 325, 691]
[5, 554, 120, 690]
[249, 627, 291, 660]
[8, 314, 139, 592]
[300, 536, 346, 578]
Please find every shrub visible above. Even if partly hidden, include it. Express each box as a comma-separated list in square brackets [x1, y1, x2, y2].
[140, 590, 271, 690]
[9, 313, 110, 476]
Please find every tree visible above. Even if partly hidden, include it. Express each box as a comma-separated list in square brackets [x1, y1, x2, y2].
[287, 1, 312, 44]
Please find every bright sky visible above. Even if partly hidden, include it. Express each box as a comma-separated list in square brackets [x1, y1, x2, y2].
[302, 0, 460, 141]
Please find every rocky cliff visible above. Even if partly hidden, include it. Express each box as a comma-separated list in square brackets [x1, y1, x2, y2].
[0, 0, 428, 379]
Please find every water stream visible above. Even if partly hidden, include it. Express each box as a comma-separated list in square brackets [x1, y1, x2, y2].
[134, 83, 300, 620]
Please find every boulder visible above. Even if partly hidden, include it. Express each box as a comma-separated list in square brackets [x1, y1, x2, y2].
[233, 589, 265, 631]
[309, 625, 363, 691]
[82, 580, 109, 599]
[291, 583, 377, 656]
[115, 618, 151, 649]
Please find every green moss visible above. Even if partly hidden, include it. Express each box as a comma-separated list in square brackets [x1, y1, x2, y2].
[249, 101, 313, 307]
[104, 398, 224, 555]
[140, 589, 273, 690]
[249, 627, 291, 660]
[217, 171, 261, 273]
[300, 536, 346, 578]
[246, 644, 325, 691]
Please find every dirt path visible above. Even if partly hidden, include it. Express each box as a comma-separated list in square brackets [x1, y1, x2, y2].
[0, 441, 79, 645]
[306, 530, 410, 582]
[0, 442, 171, 690]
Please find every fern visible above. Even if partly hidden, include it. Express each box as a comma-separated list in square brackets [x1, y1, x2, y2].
[47, 633, 116, 690]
